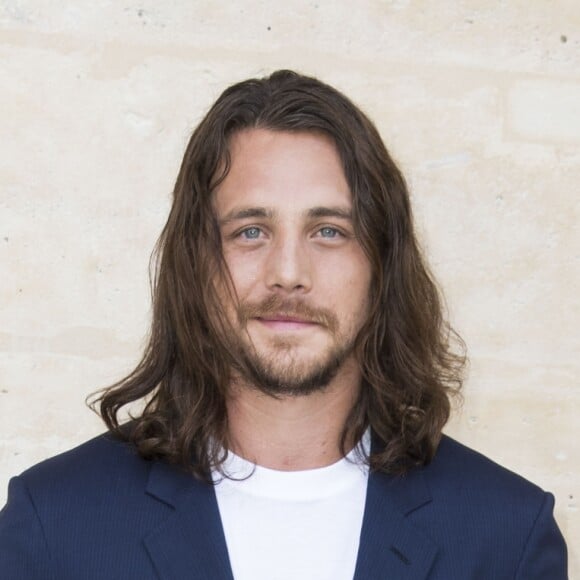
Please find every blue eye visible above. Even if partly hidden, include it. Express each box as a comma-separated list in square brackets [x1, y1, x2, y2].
[319, 227, 339, 238]
[241, 227, 261, 239]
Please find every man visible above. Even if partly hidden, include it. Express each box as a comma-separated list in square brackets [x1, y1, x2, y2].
[0, 70, 567, 579]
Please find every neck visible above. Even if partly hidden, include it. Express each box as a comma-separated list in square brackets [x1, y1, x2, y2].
[225, 358, 362, 471]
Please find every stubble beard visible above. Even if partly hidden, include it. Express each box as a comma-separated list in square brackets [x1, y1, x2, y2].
[233, 296, 359, 397]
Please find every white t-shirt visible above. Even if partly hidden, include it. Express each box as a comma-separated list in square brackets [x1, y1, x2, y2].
[213, 433, 370, 580]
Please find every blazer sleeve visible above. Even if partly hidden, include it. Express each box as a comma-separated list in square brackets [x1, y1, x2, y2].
[0, 476, 54, 580]
[515, 492, 568, 579]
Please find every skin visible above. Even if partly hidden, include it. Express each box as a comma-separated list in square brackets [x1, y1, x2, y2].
[213, 128, 372, 470]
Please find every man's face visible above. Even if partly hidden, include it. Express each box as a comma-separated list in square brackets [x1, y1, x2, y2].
[213, 129, 372, 396]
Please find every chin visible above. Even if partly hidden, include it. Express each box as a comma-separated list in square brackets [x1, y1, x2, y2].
[240, 344, 352, 398]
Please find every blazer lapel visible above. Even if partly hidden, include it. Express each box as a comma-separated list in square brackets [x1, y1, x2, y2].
[143, 461, 234, 580]
[353, 466, 438, 580]
[140, 443, 438, 580]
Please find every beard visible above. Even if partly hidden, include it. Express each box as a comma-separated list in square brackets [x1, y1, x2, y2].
[232, 295, 359, 397]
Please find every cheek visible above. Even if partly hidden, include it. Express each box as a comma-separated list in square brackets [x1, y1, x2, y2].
[225, 251, 263, 298]
[317, 253, 371, 312]
[319, 249, 371, 289]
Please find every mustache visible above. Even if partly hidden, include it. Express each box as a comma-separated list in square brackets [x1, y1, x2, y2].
[237, 295, 338, 333]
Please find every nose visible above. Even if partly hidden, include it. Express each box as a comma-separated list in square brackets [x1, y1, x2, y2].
[264, 233, 312, 294]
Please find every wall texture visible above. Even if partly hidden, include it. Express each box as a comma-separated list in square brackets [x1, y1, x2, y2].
[1, 0, 578, 574]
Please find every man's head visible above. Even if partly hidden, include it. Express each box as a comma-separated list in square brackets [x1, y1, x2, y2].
[155, 70, 420, 391]
[96, 70, 465, 479]
[214, 129, 371, 397]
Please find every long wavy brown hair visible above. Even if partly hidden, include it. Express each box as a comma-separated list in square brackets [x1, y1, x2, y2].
[93, 70, 466, 481]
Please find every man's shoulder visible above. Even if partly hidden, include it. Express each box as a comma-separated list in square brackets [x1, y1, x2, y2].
[428, 434, 548, 508]
[16, 428, 149, 501]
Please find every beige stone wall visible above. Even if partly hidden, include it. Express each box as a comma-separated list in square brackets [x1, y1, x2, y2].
[1, 0, 578, 573]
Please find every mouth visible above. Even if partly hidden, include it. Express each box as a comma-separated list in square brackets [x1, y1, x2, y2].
[254, 315, 319, 331]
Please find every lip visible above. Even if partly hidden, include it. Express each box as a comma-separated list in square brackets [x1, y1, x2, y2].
[255, 316, 318, 331]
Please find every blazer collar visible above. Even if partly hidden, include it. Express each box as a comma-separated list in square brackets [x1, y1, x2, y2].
[143, 446, 438, 580]
[353, 465, 438, 579]
[143, 460, 234, 580]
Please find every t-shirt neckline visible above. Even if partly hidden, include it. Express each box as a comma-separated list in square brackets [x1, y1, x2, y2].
[214, 430, 371, 502]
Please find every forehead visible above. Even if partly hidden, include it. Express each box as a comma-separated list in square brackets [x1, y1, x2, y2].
[213, 129, 352, 215]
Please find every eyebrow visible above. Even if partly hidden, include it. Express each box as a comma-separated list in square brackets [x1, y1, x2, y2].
[220, 206, 352, 225]
[307, 206, 352, 220]
[220, 207, 274, 225]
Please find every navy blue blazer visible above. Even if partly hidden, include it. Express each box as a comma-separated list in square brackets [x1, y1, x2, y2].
[0, 432, 567, 579]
